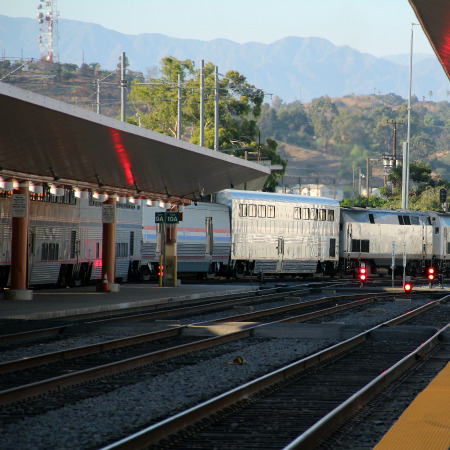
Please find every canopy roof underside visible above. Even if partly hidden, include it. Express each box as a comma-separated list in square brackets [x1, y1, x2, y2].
[0, 82, 270, 203]
[409, 0, 450, 80]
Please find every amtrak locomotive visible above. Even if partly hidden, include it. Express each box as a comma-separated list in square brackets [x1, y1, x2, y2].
[0, 187, 448, 288]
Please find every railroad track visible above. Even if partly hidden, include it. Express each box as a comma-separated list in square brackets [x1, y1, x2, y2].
[0, 292, 446, 449]
[0, 291, 388, 404]
[100, 295, 450, 450]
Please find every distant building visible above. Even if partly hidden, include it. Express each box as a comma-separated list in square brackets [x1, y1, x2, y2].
[276, 183, 344, 201]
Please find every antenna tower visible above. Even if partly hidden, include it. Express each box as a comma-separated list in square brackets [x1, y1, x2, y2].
[36, 0, 59, 62]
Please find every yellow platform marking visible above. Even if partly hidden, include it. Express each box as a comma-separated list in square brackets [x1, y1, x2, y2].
[375, 361, 450, 449]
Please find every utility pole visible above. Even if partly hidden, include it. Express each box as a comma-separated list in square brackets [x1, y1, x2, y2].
[177, 74, 182, 140]
[200, 59, 205, 147]
[214, 66, 219, 151]
[386, 119, 404, 162]
[96, 79, 101, 115]
[386, 119, 404, 190]
[120, 52, 127, 122]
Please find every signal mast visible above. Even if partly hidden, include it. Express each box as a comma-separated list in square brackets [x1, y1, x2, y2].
[37, 0, 59, 62]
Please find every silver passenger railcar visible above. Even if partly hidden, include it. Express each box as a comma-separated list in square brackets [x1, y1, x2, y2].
[0, 187, 142, 288]
[141, 202, 231, 278]
[339, 207, 433, 276]
[216, 190, 340, 276]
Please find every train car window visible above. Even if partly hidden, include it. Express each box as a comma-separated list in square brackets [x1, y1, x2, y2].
[410, 216, 420, 225]
[311, 208, 318, 221]
[327, 210, 335, 221]
[129, 232, 134, 256]
[398, 215, 404, 225]
[351, 239, 361, 252]
[248, 204, 257, 217]
[267, 205, 275, 218]
[42, 243, 59, 261]
[258, 205, 266, 218]
[294, 207, 301, 220]
[403, 215, 411, 225]
[361, 240, 370, 252]
[302, 208, 310, 220]
[319, 209, 326, 221]
[369, 213, 375, 224]
[41, 243, 48, 261]
[238, 204, 248, 217]
[447, 242, 450, 254]
[70, 231, 77, 259]
[116, 242, 129, 257]
[49, 243, 59, 260]
[329, 238, 336, 257]
[435, 227, 440, 234]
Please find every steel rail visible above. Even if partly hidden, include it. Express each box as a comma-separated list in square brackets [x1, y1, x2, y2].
[99, 297, 446, 450]
[0, 326, 67, 344]
[0, 292, 389, 405]
[0, 291, 379, 375]
[283, 323, 449, 449]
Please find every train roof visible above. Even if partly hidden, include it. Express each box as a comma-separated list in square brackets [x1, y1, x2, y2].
[340, 207, 431, 216]
[216, 190, 340, 206]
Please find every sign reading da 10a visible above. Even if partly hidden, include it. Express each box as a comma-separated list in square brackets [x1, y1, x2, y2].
[155, 212, 179, 224]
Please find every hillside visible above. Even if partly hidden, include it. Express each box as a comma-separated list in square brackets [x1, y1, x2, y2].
[1, 15, 449, 103]
[1, 58, 447, 191]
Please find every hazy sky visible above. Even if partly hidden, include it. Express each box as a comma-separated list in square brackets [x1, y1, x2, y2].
[3, 0, 435, 57]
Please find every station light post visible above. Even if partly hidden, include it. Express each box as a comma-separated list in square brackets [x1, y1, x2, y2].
[403, 23, 420, 210]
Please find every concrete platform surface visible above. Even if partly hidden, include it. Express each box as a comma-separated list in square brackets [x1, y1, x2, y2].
[0, 284, 258, 320]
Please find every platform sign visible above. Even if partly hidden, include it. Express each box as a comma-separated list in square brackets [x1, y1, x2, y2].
[102, 204, 116, 223]
[165, 212, 179, 224]
[12, 194, 28, 218]
[155, 212, 179, 224]
[155, 212, 165, 223]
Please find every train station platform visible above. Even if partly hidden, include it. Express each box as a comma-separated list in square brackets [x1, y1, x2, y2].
[0, 283, 259, 320]
[375, 360, 450, 449]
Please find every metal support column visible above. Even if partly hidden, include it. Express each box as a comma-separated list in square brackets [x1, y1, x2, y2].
[7, 181, 33, 300]
[101, 195, 118, 291]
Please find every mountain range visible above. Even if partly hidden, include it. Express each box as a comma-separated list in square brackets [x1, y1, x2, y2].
[1, 15, 449, 103]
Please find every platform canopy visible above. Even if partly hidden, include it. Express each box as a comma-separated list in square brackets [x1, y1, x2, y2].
[0, 82, 270, 204]
[409, 0, 450, 80]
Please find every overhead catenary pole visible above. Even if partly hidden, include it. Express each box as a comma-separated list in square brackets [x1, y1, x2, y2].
[200, 59, 205, 147]
[403, 24, 418, 210]
[214, 65, 219, 151]
[177, 73, 182, 140]
[96, 79, 101, 114]
[120, 52, 127, 122]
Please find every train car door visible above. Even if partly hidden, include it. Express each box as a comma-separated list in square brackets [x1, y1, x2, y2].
[205, 217, 213, 256]
[27, 227, 36, 286]
[276, 237, 284, 272]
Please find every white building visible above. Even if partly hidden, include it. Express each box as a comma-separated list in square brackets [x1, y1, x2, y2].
[276, 184, 344, 201]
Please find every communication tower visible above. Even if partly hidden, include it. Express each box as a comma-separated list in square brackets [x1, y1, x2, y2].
[37, 0, 59, 62]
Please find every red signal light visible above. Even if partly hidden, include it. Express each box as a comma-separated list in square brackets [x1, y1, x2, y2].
[428, 267, 435, 281]
[358, 266, 367, 283]
[404, 282, 412, 293]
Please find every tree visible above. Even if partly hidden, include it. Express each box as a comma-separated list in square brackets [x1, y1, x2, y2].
[129, 57, 196, 137]
[308, 96, 338, 151]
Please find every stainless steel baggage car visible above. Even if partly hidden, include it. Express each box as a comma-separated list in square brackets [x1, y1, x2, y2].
[339, 207, 433, 276]
[216, 190, 340, 276]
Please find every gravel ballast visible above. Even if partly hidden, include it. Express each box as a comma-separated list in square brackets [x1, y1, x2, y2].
[0, 297, 435, 449]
